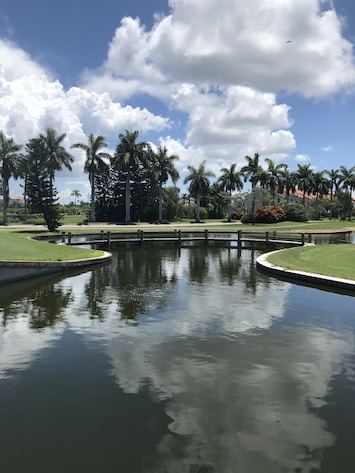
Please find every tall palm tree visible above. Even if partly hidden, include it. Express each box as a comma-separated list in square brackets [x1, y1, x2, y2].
[184, 161, 215, 223]
[278, 167, 296, 204]
[265, 158, 288, 204]
[241, 153, 263, 223]
[71, 134, 110, 222]
[296, 163, 314, 207]
[112, 130, 149, 224]
[339, 165, 355, 221]
[0, 131, 22, 225]
[149, 145, 179, 223]
[70, 189, 81, 206]
[326, 169, 340, 220]
[311, 171, 329, 219]
[40, 128, 73, 192]
[218, 163, 243, 222]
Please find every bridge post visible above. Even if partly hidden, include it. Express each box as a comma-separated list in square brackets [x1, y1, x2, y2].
[266, 231, 269, 246]
[238, 230, 242, 248]
[204, 229, 209, 244]
[140, 230, 144, 245]
[301, 233, 305, 245]
[178, 230, 181, 245]
[107, 231, 111, 247]
[308, 234, 312, 243]
[61, 232, 65, 243]
[68, 232, 72, 245]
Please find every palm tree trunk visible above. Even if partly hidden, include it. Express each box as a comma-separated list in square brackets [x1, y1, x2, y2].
[158, 182, 163, 223]
[125, 173, 131, 224]
[90, 171, 95, 222]
[2, 178, 9, 225]
[227, 190, 232, 222]
[251, 184, 256, 225]
[349, 189, 352, 221]
[315, 194, 319, 219]
[196, 193, 201, 223]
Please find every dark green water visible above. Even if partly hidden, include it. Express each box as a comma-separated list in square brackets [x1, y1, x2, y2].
[0, 245, 354, 473]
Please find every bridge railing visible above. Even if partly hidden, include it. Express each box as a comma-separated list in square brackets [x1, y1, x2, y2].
[60, 229, 306, 247]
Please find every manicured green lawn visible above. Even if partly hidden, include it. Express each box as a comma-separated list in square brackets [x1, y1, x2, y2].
[0, 231, 104, 262]
[266, 244, 355, 280]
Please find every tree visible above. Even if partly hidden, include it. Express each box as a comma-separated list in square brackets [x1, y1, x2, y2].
[112, 130, 149, 224]
[149, 146, 179, 222]
[71, 134, 110, 222]
[278, 167, 297, 204]
[218, 164, 243, 222]
[184, 161, 215, 223]
[70, 189, 81, 206]
[296, 163, 314, 207]
[339, 165, 355, 221]
[0, 131, 22, 225]
[326, 169, 340, 219]
[311, 171, 329, 219]
[241, 153, 263, 223]
[40, 128, 73, 193]
[23, 137, 61, 232]
[265, 158, 288, 204]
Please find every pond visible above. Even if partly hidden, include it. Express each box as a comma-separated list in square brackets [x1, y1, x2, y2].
[0, 245, 354, 473]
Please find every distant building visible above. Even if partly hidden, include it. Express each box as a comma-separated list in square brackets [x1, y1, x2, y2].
[9, 196, 25, 205]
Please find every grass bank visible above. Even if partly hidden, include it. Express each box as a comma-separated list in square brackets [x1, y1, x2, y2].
[266, 244, 355, 280]
[0, 231, 104, 262]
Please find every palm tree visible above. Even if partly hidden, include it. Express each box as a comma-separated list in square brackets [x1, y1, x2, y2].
[339, 165, 355, 221]
[149, 146, 179, 223]
[241, 153, 263, 223]
[311, 171, 329, 219]
[112, 130, 149, 224]
[40, 128, 73, 192]
[70, 189, 81, 206]
[296, 163, 314, 207]
[218, 164, 243, 222]
[71, 134, 110, 222]
[265, 158, 288, 204]
[0, 131, 22, 225]
[278, 168, 296, 204]
[184, 161, 215, 223]
[326, 169, 340, 219]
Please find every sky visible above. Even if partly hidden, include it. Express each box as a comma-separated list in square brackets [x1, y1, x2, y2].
[1, 0, 355, 203]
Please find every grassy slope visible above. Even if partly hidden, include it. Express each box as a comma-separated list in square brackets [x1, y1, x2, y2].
[0, 231, 103, 262]
[266, 244, 355, 280]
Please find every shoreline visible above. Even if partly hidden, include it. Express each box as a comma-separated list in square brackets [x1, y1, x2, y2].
[256, 250, 355, 293]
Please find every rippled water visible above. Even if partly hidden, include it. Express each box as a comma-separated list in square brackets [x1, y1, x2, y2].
[0, 245, 354, 473]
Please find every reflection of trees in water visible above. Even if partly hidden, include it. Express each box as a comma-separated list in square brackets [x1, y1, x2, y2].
[241, 247, 258, 294]
[1, 284, 72, 329]
[239, 247, 271, 294]
[29, 286, 72, 329]
[86, 247, 181, 321]
[84, 264, 111, 320]
[217, 247, 242, 286]
[187, 247, 209, 284]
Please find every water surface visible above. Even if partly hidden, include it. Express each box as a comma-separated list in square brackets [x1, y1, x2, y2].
[0, 245, 354, 472]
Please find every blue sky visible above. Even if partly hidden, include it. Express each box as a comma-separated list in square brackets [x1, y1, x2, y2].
[1, 0, 355, 202]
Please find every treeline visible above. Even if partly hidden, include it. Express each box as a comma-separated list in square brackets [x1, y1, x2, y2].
[0, 128, 354, 230]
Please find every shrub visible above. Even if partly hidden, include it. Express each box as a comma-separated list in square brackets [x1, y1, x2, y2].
[255, 206, 286, 224]
[231, 210, 245, 220]
[241, 213, 253, 224]
[282, 203, 307, 222]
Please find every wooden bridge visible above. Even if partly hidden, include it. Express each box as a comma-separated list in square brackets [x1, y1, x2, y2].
[60, 229, 308, 249]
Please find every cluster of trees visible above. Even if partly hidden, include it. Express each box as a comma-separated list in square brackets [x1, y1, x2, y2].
[0, 129, 354, 230]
